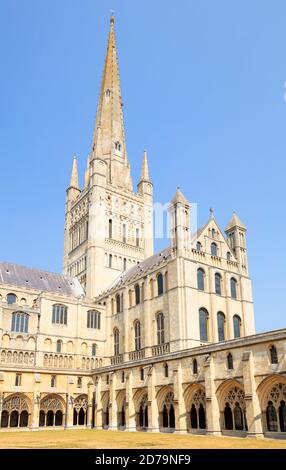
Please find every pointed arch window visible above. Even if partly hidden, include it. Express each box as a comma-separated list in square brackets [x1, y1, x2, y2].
[199, 308, 208, 342]
[230, 277, 237, 299]
[217, 312, 225, 341]
[109, 254, 112, 268]
[192, 358, 198, 374]
[270, 345, 278, 364]
[196, 242, 202, 252]
[211, 228, 216, 238]
[164, 363, 169, 378]
[114, 328, 120, 356]
[135, 284, 140, 305]
[227, 352, 233, 370]
[108, 219, 112, 238]
[197, 268, 205, 291]
[56, 340, 62, 353]
[116, 294, 121, 314]
[211, 242, 218, 257]
[227, 251, 231, 261]
[266, 401, 278, 432]
[233, 315, 241, 338]
[92, 343, 97, 356]
[156, 312, 165, 345]
[134, 320, 141, 351]
[115, 141, 121, 151]
[215, 273, 222, 295]
[157, 273, 164, 296]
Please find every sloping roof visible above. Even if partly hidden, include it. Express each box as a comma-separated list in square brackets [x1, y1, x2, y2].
[101, 246, 173, 295]
[171, 188, 189, 206]
[0, 262, 85, 297]
[225, 212, 246, 231]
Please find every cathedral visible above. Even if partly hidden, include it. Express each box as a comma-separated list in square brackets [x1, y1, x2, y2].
[0, 16, 285, 438]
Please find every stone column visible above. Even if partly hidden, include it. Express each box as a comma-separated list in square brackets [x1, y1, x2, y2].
[31, 373, 41, 430]
[109, 372, 118, 430]
[173, 364, 187, 433]
[242, 351, 264, 438]
[204, 355, 221, 435]
[126, 371, 136, 431]
[147, 366, 159, 432]
[87, 380, 94, 428]
[95, 376, 103, 429]
[65, 376, 75, 429]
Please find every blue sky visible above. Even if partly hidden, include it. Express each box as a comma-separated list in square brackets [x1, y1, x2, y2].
[0, 0, 285, 333]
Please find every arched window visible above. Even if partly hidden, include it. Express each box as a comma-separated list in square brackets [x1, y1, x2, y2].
[140, 368, 144, 381]
[52, 304, 68, 325]
[197, 268, 205, 291]
[157, 273, 164, 296]
[156, 312, 165, 345]
[123, 258, 127, 271]
[87, 310, 101, 329]
[92, 344, 97, 356]
[226, 251, 231, 261]
[199, 308, 208, 342]
[56, 340, 62, 353]
[270, 345, 278, 364]
[11, 312, 29, 333]
[217, 312, 225, 341]
[230, 277, 237, 299]
[224, 403, 233, 430]
[211, 242, 218, 257]
[109, 254, 112, 268]
[196, 242, 202, 252]
[109, 219, 112, 238]
[114, 329, 120, 356]
[211, 228, 216, 238]
[122, 224, 126, 243]
[134, 321, 141, 351]
[164, 363, 169, 378]
[227, 352, 233, 370]
[233, 315, 241, 338]
[215, 273, 222, 295]
[7, 293, 17, 305]
[135, 284, 140, 305]
[279, 401, 286, 432]
[193, 358, 198, 374]
[116, 294, 121, 314]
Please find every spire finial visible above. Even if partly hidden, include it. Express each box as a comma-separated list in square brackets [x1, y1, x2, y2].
[69, 155, 80, 190]
[210, 207, 214, 218]
[110, 10, 115, 24]
[139, 149, 150, 182]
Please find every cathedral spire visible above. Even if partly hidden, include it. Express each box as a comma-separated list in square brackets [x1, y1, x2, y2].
[69, 156, 79, 190]
[91, 15, 132, 189]
[139, 149, 150, 182]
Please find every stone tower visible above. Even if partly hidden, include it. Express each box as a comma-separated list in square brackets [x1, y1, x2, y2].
[63, 15, 154, 298]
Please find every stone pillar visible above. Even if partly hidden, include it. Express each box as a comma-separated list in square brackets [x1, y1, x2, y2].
[31, 373, 41, 430]
[126, 370, 136, 431]
[95, 376, 103, 429]
[65, 376, 75, 429]
[87, 380, 94, 428]
[173, 364, 187, 433]
[204, 355, 221, 435]
[242, 351, 264, 438]
[147, 366, 159, 432]
[110, 372, 118, 430]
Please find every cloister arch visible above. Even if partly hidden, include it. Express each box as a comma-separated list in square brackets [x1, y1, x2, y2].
[257, 375, 286, 434]
[184, 384, 206, 433]
[101, 392, 110, 429]
[39, 394, 65, 427]
[116, 390, 126, 429]
[0, 393, 31, 428]
[133, 389, 149, 430]
[156, 387, 175, 432]
[73, 394, 88, 426]
[216, 380, 247, 434]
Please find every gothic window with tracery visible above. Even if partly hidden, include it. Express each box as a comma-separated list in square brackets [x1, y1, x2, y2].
[265, 383, 286, 432]
[162, 392, 175, 429]
[223, 386, 247, 431]
[189, 389, 206, 430]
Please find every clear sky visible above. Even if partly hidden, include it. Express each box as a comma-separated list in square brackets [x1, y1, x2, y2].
[0, 0, 285, 333]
